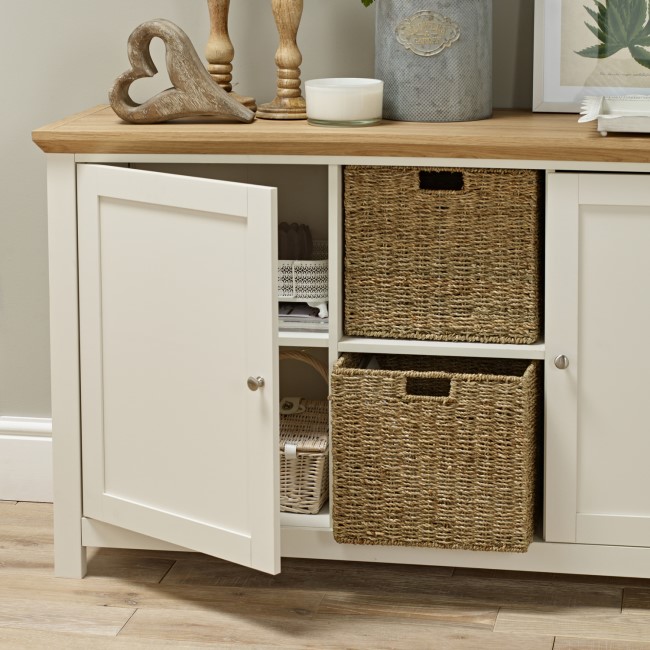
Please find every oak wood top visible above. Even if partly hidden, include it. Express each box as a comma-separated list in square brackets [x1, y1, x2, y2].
[31, 105, 650, 162]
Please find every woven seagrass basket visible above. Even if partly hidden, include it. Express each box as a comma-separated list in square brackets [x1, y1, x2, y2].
[331, 353, 540, 552]
[343, 166, 543, 344]
[279, 350, 329, 514]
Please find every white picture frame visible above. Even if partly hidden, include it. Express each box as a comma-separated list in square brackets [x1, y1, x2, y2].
[533, 0, 650, 112]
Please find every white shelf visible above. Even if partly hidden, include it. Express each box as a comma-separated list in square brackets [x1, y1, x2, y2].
[280, 502, 331, 529]
[338, 336, 545, 360]
[278, 330, 329, 348]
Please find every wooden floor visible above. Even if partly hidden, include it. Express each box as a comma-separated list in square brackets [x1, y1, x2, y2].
[3, 502, 650, 649]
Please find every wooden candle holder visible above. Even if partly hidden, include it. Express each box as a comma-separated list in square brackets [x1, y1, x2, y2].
[205, 0, 257, 111]
[257, 0, 307, 120]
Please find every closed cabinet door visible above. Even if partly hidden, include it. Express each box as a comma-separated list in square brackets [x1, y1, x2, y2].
[546, 172, 650, 547]
[77, 164, 280, 573]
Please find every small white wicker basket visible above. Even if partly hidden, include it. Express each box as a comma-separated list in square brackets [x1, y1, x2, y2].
[279, 350, 329, 515]
[278, 241, 328, 318]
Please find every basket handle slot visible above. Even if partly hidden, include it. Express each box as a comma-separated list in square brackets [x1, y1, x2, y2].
[405, 377, 451, 398]
[419, 170, 464, 191]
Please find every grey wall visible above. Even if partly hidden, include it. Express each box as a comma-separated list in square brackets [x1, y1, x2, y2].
[0, 0, 534, 417]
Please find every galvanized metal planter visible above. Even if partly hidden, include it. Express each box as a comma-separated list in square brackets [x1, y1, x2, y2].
[375, 0, 492, 122]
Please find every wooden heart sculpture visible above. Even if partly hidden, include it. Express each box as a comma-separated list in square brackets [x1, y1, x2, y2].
[109, 19, 255, 124]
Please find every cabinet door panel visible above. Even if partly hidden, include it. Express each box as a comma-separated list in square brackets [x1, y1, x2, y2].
[546, 172, 650, 547]
[77, 164, 279, 573]
[577, 202, 650, 519]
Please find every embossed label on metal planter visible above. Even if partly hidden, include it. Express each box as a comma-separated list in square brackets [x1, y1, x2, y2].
[396, 11, 461, 57]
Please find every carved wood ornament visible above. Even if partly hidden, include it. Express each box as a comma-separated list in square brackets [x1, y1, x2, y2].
[109, 19, 255, 124]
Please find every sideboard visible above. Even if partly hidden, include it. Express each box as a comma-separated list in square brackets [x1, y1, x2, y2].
[33, 106, 650, 579]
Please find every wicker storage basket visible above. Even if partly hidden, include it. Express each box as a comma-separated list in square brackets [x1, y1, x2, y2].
[278, 240, 328, 316]
[279, 350, 329, 514]
[331, 353, 540, 552]
[343, 166, 542, 344]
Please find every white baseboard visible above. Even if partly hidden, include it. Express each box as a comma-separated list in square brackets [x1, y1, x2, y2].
[0, 417, 53, 502]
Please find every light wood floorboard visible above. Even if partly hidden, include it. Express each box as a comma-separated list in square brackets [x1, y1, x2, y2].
[119, 607, 554, 649]
[316, 591, 497, 628]
[456, 566, 650, 589]
[0, 598, 135, 636]
[624, 587, 650, 613]
[495, 609, 650, 644]
[0, 573, 326, 616]
[2, 503, 650, 648]
[554, 638, 650, 650]
[0, 627, 212, 649]
[161, 555, 453, 590]
[0, 501, 52, 527]
[162, 555, 623, 611]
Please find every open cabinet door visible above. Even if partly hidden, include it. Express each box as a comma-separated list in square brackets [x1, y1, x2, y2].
[77, 164, 280, 574]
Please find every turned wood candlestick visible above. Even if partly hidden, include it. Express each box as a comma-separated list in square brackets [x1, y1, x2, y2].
[205, 0, 256, 111]
[257, 0, 307, 120]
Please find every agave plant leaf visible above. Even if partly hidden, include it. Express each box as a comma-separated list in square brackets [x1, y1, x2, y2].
[639, 15, 650, 36]
[590, 1, 610, 33]
[623, 0, 645, 36]
[578, 0, 650, 69]
[630, 43, 650, 67]
[584, 19, 607, 42]
[605, 0, 629, 43]
[576, 43, 626, 58]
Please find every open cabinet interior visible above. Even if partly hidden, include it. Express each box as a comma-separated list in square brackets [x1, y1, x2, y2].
[133, 163, 330, 241]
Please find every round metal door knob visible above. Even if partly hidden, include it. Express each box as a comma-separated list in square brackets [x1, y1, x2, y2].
[247, 376, 265, 391]
[554, 355, 570, 370]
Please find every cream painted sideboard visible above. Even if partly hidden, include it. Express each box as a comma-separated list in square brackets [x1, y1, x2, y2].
[33, 107, 650, 579]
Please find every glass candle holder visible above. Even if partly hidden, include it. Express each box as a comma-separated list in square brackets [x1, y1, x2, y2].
[305, 78, 384, 127]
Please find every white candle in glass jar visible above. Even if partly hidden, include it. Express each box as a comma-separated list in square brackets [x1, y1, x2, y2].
[305, 78, 383, 126]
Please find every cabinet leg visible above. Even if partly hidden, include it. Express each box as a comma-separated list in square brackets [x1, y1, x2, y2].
[53, 502, 87, 578]
[54, 542, 87, 578]
[53, 521, 87, 578]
